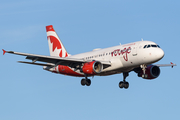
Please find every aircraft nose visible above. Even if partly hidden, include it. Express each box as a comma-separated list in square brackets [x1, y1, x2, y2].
[156, 48, 164, 60]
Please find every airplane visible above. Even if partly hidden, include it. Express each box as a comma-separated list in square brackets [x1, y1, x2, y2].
[2, 25, 176, 89]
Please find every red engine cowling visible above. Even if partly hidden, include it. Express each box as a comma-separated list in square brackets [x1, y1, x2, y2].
[139, 65, 160, 79]
[82, 61, 103, 75]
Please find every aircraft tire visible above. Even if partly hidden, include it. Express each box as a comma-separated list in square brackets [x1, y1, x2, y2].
[119, 81, 124, 88]
[86, 79, 91, 86]
[124, 82, 129, 89]
[142, 74, 148, 78]
[119, 81, 129, 89]
[81, 79, 86, 86]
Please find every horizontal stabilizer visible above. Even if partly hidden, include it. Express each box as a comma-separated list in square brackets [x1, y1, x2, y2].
[155, 62, 177, 68]
[2, 49, 6, 55]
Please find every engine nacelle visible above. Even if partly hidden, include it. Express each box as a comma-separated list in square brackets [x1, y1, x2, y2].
[138, 65, 160, 79]
[82, 61, 103, 75]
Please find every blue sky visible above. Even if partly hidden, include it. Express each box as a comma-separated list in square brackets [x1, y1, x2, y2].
[0, 0, 179, 120]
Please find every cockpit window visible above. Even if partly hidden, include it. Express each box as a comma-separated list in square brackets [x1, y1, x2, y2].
[147, 45, 151, 48]
[157, 45, 160, 48]
[143, 44, 160, 49]
[151, 45, 157, 47]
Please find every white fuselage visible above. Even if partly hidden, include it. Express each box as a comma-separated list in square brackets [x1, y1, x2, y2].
[67, 41, 164, 76]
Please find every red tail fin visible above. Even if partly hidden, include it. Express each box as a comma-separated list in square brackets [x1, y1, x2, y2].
[46, 25, 69, 57]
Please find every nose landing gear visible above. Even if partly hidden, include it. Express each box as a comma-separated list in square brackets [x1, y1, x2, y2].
[141, 64, 148, 78]
[119, 72, 129, 89]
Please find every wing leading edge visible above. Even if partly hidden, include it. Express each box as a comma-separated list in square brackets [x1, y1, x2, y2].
[2, 49, 111, 68]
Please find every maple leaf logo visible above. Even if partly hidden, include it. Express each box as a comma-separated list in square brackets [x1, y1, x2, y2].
[48, 36, 68, 57]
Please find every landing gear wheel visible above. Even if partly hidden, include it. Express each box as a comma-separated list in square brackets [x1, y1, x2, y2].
[119, 81, 124, 88]
[81, 79, 86, 86]
[119, 81, 129, 89]
[142, 74, 148, 78]
[86, 79, 91, 86]
[124, 82, 129, 89]
[81, 78, 91, 86]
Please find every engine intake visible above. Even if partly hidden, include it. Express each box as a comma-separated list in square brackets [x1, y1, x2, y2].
[82, 61, 103, 75]
[150, 65, 160, 78]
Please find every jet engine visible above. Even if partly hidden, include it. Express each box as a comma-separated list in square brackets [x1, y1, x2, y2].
[82, 61, 103, 75]
[136, 65, 160, 79]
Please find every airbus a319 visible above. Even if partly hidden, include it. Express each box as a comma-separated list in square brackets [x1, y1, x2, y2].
[2, 25, 176, 89]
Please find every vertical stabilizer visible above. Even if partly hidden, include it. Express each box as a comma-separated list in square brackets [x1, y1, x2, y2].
[46, 25, 69, 57]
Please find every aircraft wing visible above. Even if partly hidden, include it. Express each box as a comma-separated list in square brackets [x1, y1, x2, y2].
[2, 49, 111, 68]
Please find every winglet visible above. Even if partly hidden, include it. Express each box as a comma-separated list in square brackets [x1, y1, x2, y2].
[2, 49, 6, 55]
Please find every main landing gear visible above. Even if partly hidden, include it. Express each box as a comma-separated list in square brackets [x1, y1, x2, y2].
[119, 72, 129, 89]
[81, 75, 91, 86]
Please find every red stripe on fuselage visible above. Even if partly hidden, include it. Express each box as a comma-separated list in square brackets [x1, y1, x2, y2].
[55, 65, 84, 77]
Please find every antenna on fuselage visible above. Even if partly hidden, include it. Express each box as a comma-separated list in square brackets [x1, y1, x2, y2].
[141, 38, 144, 41]
[119, 43, 121, 45]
